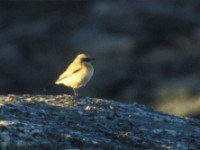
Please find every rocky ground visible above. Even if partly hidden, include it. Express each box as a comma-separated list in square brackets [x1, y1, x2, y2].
[0, 95, 200, 150]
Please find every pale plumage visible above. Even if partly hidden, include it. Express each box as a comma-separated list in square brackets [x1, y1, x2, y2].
[55, 54, 94, 97]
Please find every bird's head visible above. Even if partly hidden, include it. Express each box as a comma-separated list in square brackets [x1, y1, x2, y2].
[77, 53, 95, 62]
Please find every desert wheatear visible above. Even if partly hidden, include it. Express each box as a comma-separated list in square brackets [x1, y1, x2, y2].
[55, 53, 95, 97]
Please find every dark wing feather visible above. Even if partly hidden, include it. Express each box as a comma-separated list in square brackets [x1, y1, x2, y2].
[56, 67, 81, 82]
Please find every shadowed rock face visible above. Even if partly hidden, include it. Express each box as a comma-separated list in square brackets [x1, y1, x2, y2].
[1, 0, 200, 117]
[0, 95, 200, 149]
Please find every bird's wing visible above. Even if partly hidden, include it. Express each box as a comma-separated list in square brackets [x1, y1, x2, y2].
[56, 63, 82, 83]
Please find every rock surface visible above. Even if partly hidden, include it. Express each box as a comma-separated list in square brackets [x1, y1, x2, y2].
[0, 95, 200, 150]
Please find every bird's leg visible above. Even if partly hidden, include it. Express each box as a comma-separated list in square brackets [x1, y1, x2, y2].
[73, 88, 77, 97]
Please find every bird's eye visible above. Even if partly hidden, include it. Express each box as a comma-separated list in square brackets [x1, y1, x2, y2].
[82, 58, 88, 62]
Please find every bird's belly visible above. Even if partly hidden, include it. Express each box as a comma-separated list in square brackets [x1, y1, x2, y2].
[62, 68, 93, 88]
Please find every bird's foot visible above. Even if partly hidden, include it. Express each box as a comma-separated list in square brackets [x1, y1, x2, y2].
[73, 96, 83, 101]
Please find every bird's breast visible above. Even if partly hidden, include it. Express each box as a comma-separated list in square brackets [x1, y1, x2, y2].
[81, 63, 94, 83]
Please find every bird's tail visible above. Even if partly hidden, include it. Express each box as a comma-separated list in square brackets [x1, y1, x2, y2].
[43, 84, 56, 91]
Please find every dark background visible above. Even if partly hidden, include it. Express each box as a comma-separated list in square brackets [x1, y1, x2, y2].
[1, 0, 200, 118]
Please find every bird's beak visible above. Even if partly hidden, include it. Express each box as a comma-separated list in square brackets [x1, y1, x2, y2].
[85, 57, 96, 62]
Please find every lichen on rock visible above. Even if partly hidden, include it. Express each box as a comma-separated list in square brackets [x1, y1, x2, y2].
[0, 95, 200, 149]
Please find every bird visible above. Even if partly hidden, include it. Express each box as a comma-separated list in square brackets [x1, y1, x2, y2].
[54, 53, 95, 97]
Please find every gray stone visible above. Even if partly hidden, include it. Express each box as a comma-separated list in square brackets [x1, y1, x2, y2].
[0, 95, 200, 149]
